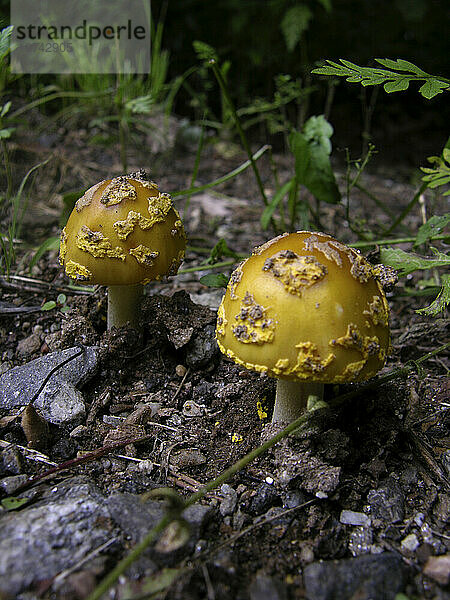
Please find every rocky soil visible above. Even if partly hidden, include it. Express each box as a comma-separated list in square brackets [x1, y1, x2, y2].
[0, 115, 449, 599]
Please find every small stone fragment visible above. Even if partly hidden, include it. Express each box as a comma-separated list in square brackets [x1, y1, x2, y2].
[401, 533, 420, 552]
[423, 554, 450, 586]
[340, 510, 371, 527]
[220, 484, 238, 516]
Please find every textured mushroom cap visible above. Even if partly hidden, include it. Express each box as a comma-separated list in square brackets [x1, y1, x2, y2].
[59, 171, 186, 286]
[216, 231, 390, 383]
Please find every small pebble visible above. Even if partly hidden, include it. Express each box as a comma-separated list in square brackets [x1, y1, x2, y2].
[423, 554, 450, 586]
[0, 474, 28, 495]
[401, 533, 420, 552]
[340, 510, 371, 527]
[175, 364, 187, 377]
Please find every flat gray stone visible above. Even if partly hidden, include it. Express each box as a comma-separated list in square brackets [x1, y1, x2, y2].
[303, 553, 408, 600]
[0, 477, 113, 598]
[0, 346, 100, 425]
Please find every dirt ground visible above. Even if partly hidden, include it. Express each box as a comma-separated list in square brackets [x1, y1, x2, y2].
[0, 112, 449, 600]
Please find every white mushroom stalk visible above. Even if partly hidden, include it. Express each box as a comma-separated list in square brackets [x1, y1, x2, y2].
[215, 231, 391, 425]
[107, 283, 143, 329]
[273, 380, 324, 423]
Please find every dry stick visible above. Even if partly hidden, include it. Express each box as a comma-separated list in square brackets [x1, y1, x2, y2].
[87, 341, 449, 600]
[13, 434, 157, 493]
[29, 347, 85, 406]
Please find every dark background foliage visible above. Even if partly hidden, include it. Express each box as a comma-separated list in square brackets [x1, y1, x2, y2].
[156, 0, 449, 166]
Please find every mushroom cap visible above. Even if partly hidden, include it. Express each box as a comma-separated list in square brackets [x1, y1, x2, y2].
[216, 231, 390, 383]
[59, 172, 186, 286]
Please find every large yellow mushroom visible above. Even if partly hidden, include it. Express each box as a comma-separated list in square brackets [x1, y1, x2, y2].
[59, 170, 186, 329]
[216, 231, 390, 423]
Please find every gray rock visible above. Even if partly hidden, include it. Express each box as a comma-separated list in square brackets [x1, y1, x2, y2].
[249, 572, 287, 600]
[248, 483, 279, 516]
[0, 474, 29, 495]
[17, 333, 41, 356]
[0, 477, 113, 598]
[0, 346, 100, 425]
[303, 552, 408, 600]
[340, 510, 371, 527]
[185, 324, 219, 369]
[367, 478, 405, 524]
[1, 444, 25, 475]
[106, 491, 212, 561]
[220, 484, 238, 517]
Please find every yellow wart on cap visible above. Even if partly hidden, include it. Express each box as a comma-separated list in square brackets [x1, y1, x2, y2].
[293, 342, 335, 377]
[304, 233, 344, 266]
[76, 226, 126, 260]
[232, 292, 275, 344]
[364, 295, 389, 327]
[228, 261, 245, 299]
[147, 192, 173, 225]
[216, 303, 227, 337]
[59, 228, 67, 264]
[129, 244, 159, 266]
[262, 250, 327, 296]
[65, 260, 92, 281]
[113, 210, 155, 240]
[101, 178, 137, 206]
[75, 180, 105, 212]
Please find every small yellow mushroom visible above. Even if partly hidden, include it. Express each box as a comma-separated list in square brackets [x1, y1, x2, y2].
[216, 231, 391, 423]
[59, 170, 186, 329]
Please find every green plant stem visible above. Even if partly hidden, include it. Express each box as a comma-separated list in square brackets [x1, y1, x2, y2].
[9, 89, 113, 119]
[208, 60, 269, 208]
[385, 181, 429, 235]
[87, 411, 312, 600]
[178, 259, 239, 274]
[1, 139, 12, 199]
[350, 233, 449, 249]
[183, 122, 206, 218]
[87, 341, 449, 600]
[172, 145, 270, 198]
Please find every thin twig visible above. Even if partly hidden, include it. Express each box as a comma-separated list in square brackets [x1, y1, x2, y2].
[0, 440, 58, 466]
[30, 347, 85, 406]
[87, 342, 450, 600]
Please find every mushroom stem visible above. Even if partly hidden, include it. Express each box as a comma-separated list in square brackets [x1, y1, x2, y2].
[107, 284, 143, 329]
[272, 380, 324, 423]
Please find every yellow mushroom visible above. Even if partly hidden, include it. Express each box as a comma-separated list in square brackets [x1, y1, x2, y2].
[59, 170, 186, 329]
[215, 231, 390, 423]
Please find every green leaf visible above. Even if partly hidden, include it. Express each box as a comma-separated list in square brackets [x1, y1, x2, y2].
[380, 247, 450, 277]
[281, 5, 313, 52]
[207, 239, 239, 264]
[261, 178, 294, 230]
[315, 0, 332, 12]
[416, 274, 450, 316]
[57, 293, 67, 305]
[0, 100, 11, 117]
[1, 496, 30, 511]
[125, 94, 154, 114]
[0, 127, 15, 139]
[290, 121, 340, 205]
[0, 25, 13, 61]
[419, 78, 449, 99]
[303, 115, 333, 154]
[193, 40, 218, 64]
[41, 301, 57, 311]
[384, 78, 410, 93]
[375, 58, 428, 76]
[312, 58, 450, 99]
[199, 273, 229, 288]
[29, 236, 60, 272]
[141, 568, 186, 595]
[414, 214, 450, 248]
